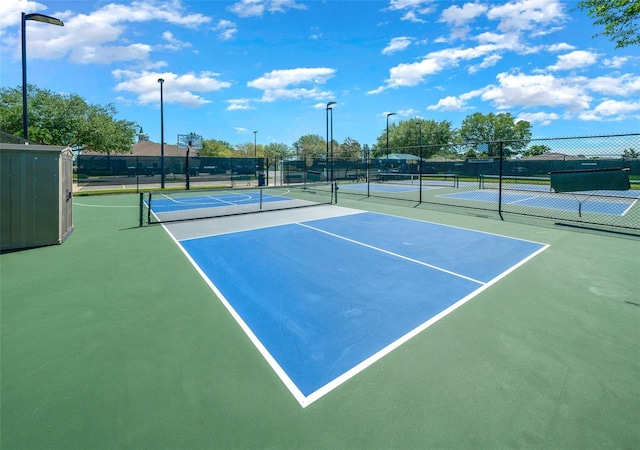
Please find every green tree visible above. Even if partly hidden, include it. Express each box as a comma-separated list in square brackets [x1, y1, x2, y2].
[0, 85, 137, 153]
[79, 103, 136, 154]
[464, 149, 478, 159]
[458, 112, 532, 157]
[338, 137, 361, 161]
[230, 142, 264, 158]
[523, 144, 552, 157]
[263, 142, 291, 165]
[622, 148, 639, 158]
[372, 119, 454, 158]
[292, 134, 326, 160]
[576, 0, 640, 48]
[201, 139, 234, 156]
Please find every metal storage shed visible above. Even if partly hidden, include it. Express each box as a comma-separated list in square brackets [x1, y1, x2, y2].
[1, 143, 74, 251]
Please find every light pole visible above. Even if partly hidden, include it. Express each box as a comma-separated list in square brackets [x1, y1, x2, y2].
[416, 119, 422, 203]
[253, 130, 258, 178]
[386, 112, 396, 161]
[22, 12, 64, 140]
[326, 101, 336, 182]
[158, 78, 165, 188]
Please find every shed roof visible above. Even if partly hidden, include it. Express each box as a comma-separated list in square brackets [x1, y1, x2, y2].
[0, 143, 72, 155]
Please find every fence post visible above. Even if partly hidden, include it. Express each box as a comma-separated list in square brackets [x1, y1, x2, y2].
[498, 141, 504, 220]
[139, 192, 143, 227]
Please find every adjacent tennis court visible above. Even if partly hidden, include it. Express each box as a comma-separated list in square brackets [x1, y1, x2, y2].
[165, 208, 548, 407]
[145, 185, 334, 223]
[148, 191, 290, 213]
[440, 189, 638, 216]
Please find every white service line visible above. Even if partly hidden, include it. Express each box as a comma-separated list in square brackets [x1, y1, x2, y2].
[296, 222, 485, 285]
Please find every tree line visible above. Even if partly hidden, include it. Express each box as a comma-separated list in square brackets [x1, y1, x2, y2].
[1, 85, 539, 161]
[0, 85, 137, 153]
[3, 84, 639, 162]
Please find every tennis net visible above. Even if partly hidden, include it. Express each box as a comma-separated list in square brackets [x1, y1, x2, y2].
[141, 183, 335, 225]
[479, 174, 552, 192]
[374, 172, 459, 187]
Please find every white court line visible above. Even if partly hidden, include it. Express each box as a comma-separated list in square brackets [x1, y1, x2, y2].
[506, 194, 544, 205]
[297, 222, 485, 285]
[162, 209, 550, 408]
[301, 241, 549, 406]
[621, 198, 637, 216]
[73, 202, 138, 208]
[161, 192, 180, 203]
[160, 223, 309, 407]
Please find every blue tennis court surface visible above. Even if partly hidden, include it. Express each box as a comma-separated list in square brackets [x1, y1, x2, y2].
[149, 192, 290, 213]
[440, 190, 637, 216]
[340, 182, 446, 193]
[177, 211, 548, 406]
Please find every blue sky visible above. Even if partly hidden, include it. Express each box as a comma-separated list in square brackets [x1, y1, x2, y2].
[1, 0, 639, 148]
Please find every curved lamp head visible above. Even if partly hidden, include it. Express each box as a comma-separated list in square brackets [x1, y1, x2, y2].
[24, 13, 64, 26]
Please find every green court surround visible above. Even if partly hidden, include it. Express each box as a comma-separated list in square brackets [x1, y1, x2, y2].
[1, 193, 639, 449]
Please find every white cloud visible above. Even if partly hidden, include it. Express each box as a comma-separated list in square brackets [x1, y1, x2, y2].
[369, 44, 500, 93]
[547, 50, 598, 71]
[0, 0, 47, 28]
[547, 42, 575, 52]
[578, 100, 640, 121]
[214, 19, 237, 41]
[113, 69, 231, 107]
[572, 74, 640, 97]
[603, 56, 630, 69]
[228, 0, 306, 18]
[517, 111, 559, 125]
[3, 0, 211, 64]
[440, 2, 488, 27]
[268, 0, 307, 14]
[382, 37, 412, 55]
[487, 0, 566, 34]
[400, 11, 426, 23]
[82, 1, 211, 29]
[427, 96, 468, 111]
[226, 98, 253, 110]
[160, 31, 191, 51]
[480, 72, 592, 111]
[73, 43, 153, 65]
[468, 54, 502, 74]
[397, 108, 420, 116]
[387, 0, 435, 23]
[427, 88, 484, 111]
[248, 67, 336, 102]
[228, 0, 264, 18]
[379, 108, 419, 117]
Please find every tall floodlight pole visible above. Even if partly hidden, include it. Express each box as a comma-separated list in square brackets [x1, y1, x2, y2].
[326, 101, 336, 182]
[253, 130, 258, 177]
[416, 119, 423, 203]
[22, 12, 64, 140]
[386, 112, 396, 161]
[158, 78, 165, 188]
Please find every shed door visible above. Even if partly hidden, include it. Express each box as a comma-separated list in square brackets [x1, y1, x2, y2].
[60, 152, 74, 240]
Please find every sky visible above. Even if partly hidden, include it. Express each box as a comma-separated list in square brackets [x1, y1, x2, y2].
[1, 0, 639, 148]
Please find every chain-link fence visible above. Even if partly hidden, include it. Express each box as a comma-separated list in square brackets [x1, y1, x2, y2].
[77, 134, 639, 234]
[328, 133, 639, 234]
[77, 155, 266, 190]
